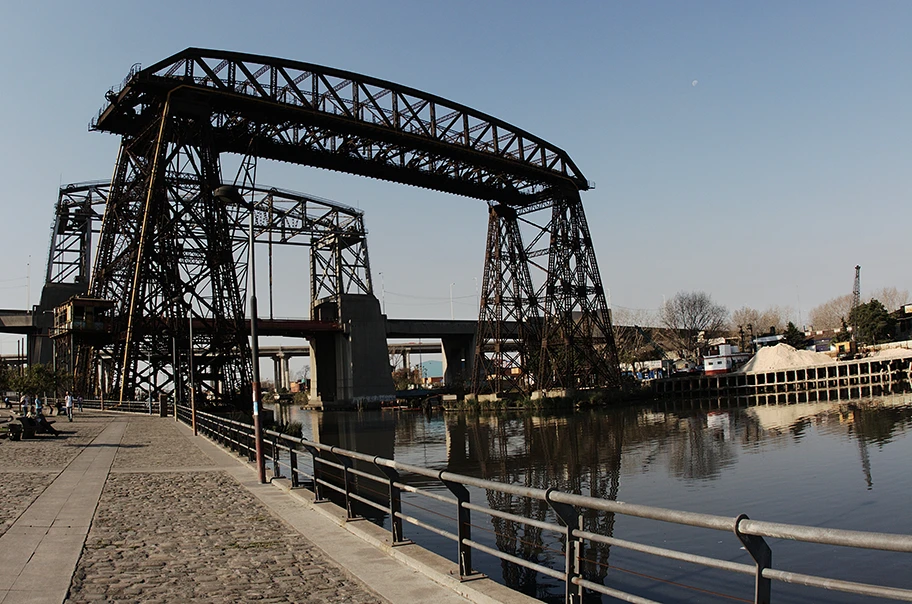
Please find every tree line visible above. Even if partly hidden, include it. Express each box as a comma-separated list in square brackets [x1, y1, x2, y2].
[614, 287, 909, 366]
[0, 364, 72, 399]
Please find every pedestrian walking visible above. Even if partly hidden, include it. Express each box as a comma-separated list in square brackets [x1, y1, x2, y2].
[65, 391, 74, 422]
[77, 395, 83, 412]
[34, 395, 43, 416]
[19, 393, 29, 415]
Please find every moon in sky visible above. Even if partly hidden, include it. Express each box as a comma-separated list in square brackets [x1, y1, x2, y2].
[691, 80, 698, 87]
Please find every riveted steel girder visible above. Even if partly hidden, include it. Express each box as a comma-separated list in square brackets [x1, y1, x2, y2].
[92, 49, 589, 206]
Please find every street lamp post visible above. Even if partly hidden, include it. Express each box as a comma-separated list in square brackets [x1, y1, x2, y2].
[148, 351, 153, 415]
[215, 185, 266, 484]
[450, 282, 455, 320]
[171, 333, 179, 421]
[188, 309, 196, 435]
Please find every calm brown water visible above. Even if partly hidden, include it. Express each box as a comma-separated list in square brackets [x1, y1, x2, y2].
[272, 396, 912, 603]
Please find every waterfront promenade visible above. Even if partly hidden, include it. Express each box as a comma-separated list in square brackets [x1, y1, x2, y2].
[0, 411, 521, 604]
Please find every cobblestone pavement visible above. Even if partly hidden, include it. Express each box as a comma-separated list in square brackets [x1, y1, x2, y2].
[112, 418, 215, 470]
[0, 412, 113, 538]
[0, 411, 110, 470]
[64, 416, 384, 603]
[0, 472, 53, 537]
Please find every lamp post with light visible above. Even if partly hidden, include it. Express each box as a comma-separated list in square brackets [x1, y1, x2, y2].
[214, 185, 266, 483]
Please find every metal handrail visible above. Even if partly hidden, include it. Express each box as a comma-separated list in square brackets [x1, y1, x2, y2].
[162, 404, 912, 603]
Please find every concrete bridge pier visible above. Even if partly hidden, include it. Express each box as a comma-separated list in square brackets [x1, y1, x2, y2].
[272, 351, 291, 391]
[309, 294, 395, 410]
[441, 334, 475, 387]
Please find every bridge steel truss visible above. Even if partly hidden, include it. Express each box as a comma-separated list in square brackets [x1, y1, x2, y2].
[90, 47, 619, 399]
[58, 174, 369, 403]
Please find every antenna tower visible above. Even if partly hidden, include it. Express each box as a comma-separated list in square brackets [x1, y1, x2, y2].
[851, 265, 861, 340]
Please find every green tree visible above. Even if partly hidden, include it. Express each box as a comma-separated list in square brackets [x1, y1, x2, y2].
[8, 364, 71, 398]
[391, 366, 421, 390]
[849, 299, 895, 344]
[0, 364, 11, 393]
[782, 322, 807, 349]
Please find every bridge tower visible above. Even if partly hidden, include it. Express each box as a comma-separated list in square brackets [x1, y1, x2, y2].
[86, 98, 251, 404]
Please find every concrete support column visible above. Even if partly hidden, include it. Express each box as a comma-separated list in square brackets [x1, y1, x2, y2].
[442, 334, 476, 387]
[309, 294, 395, 409]
[272, 357, 281, 390]
[281, 355, 291, 390]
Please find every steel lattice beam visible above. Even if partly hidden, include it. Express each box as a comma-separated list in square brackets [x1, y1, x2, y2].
[63, 175, 369, 404]
[473, 196, 620, 395]
[92, 49, 589, 205]
[88, 48, 619, 398]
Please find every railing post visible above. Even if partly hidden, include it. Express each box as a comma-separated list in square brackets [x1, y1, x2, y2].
[546, 489, 583, 604]
[272, 434, 282, 479]
[289, 447, 300, 488]
[338, 453, 356, 520]
[247, 427, 255, 461]
[735, 514, 772, 604]
[304, 445, 327, 502]
[375, 462, 406, 545]
[441, 475, 473, 579]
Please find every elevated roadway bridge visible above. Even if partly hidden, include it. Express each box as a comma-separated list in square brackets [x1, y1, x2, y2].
[1, 309, 478, 392]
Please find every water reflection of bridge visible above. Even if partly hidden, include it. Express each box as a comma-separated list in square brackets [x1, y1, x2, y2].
[276, 395, 911, 598]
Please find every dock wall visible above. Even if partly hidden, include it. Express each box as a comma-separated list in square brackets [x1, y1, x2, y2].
[653, 356, 912, 403]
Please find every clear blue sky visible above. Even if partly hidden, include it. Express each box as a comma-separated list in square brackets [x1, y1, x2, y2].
[2, 1, 911, 358]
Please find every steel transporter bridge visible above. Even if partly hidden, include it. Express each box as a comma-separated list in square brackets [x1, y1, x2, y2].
[37, 48, 620, 406]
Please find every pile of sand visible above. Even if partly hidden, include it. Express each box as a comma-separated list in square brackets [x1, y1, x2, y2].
[870, 347, 912, 360]
[735, 343, 835, 374]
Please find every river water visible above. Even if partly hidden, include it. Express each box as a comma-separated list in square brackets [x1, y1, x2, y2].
[271, 395, 912, 603]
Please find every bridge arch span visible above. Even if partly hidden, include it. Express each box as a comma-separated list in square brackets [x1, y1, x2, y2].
[94, 47, 589, 205]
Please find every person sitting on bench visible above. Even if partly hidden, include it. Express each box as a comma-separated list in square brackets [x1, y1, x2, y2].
[33, 412, 60, 437]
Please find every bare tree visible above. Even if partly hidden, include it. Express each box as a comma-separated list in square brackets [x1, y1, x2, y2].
[730, 305, 794, 335]
[660, 291, 728, 360]
[869, 287, 909, 313]
[611, 307, 659, 329]
[808, 294, 854, 330]
[612, 308, 664, 371]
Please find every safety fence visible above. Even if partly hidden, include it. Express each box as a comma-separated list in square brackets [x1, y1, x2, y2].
[76, 398, 170, 416]
[164, 404, 912, 604]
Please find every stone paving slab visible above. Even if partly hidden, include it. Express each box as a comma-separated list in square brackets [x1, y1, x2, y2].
[0, 419, 125, 604]
[0, 475, 54, 538]
[65, 415, 393, 603]
[111, 419, 214, 470]
[0, 413, 486, 604]
[68, 471, 383, 603]
[0, 413, 109, 471]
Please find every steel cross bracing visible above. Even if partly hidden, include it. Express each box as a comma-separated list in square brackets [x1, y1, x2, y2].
[73, 174, 371, 404]
[472, 196, 620, 394]
[90, 48, 619, 397]
[45, 182, 108, 286]
[92, 49, 589, 205]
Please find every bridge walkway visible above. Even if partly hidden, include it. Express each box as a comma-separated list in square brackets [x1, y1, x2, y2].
[0, 411, 480, 604]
